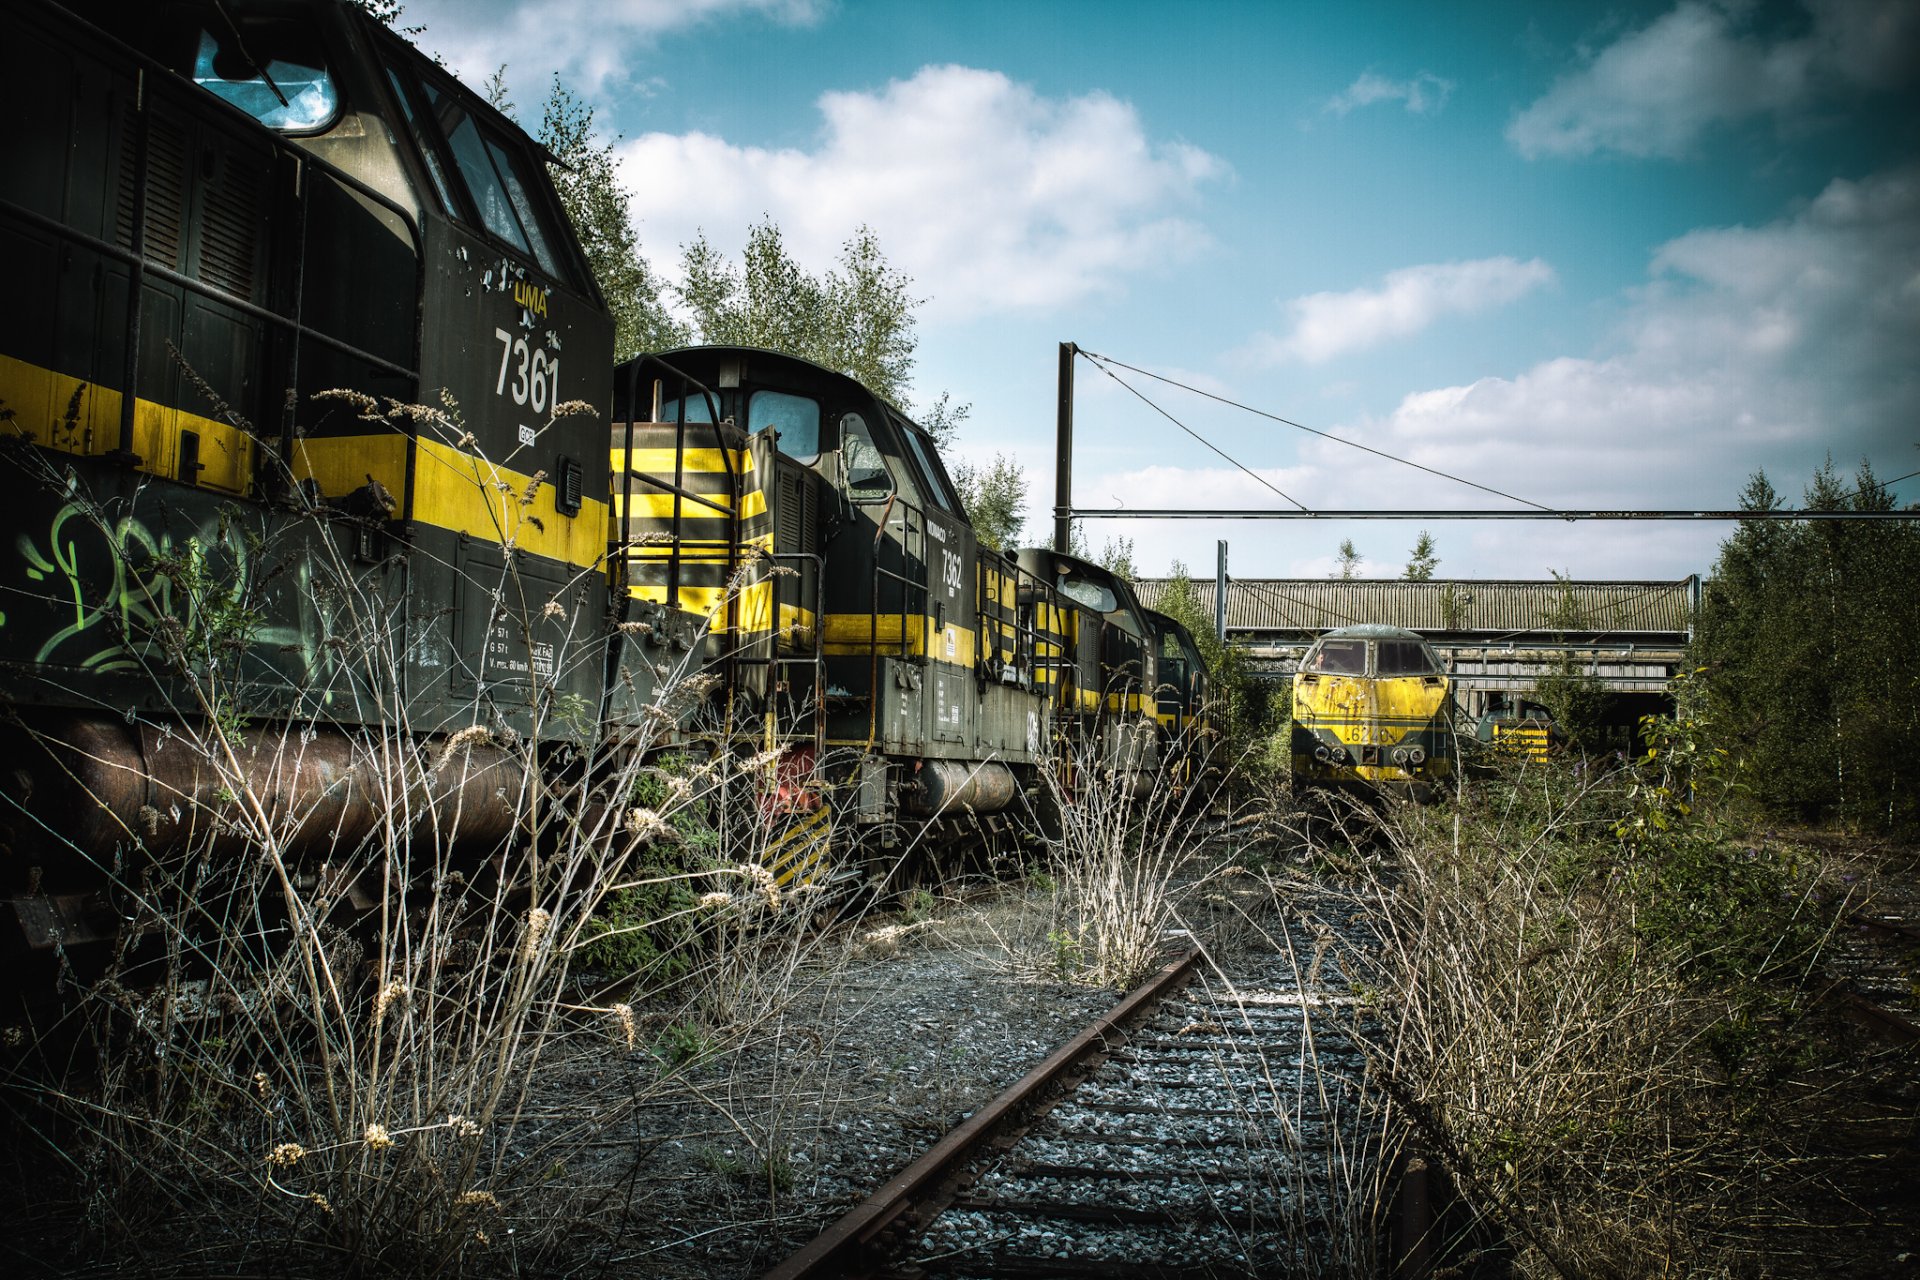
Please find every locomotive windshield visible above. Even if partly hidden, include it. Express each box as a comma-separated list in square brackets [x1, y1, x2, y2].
[1306, 639, 1366, 673]
[381, 53, 581, 287]
[900, 426, 957, 514]
[193, 22, 337, 132]
[750, 391, 820, 462]
[1377, 640, 1440, 675]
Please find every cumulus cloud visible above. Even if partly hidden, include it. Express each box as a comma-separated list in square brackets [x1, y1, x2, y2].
[1243, 257, 1555, 365]
[402, 0, 823, 94]
[617, 65, 1228, 321]
[1094, 166, 1920, 576]
[1323, 71, 1456, 117]
[1509, 0, 1920, 159]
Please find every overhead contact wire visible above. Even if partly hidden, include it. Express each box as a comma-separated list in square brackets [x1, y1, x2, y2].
[1081, 354, 1309, 512]
[1081, 349, 1554, 512]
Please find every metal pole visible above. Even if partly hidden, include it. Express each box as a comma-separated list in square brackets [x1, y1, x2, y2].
[1215, 540, 1227, 644]
[1053, 341, 1076, 553]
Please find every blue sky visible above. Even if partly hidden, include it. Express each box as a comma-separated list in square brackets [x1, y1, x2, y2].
[403, 0, 1920, 581]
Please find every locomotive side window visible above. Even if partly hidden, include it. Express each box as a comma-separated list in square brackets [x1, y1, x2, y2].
[385, 57, 577, 285]
[840, 414, 892, 500]
[1377, 640, 1438, 676]
[192, 23, 338, 133]
[750, 391, 821, 462]
[1308, 640, 1366, 673]
[900, 426, 956, 514]
[383, 66, 462, 216]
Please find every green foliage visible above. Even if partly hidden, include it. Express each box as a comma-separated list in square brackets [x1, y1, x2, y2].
[676, 221, 916, 403]
[1155, 561, 1269, 749]
[653, 1021, 715, 1068]
[1046, 926, 1085, 979]
[576, 756, 718, 977]
[1530, 571, 1611, 750]
[1402, 530, 1438, 581]
[1334, 538, 1363, 580]
[952, 452, 1027, 550]
[1097, 535, 1136, 582]
[1617, 708, 1821, 988]
[899, 887, 936, 924]
[146, 524, 265, 739]
[1692, 459, 1920, 831]
[539, 80, 686, 362]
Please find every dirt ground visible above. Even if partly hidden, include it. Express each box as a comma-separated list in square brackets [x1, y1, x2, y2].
[1745, 835, 1920, 1278]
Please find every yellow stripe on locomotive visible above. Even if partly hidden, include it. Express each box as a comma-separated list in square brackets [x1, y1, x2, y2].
[1291, 624, 1455, 799]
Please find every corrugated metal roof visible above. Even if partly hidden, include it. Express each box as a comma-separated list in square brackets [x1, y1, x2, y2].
[1133, 578, 1696, 640]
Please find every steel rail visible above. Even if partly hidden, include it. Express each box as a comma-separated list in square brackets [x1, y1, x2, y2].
[760, 945, 1204, 1280]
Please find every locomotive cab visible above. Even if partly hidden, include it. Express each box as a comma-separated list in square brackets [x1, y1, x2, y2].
[1291, 624, 1455, 800]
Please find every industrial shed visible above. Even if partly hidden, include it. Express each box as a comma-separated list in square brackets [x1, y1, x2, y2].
[1133, 576, 1699, 719]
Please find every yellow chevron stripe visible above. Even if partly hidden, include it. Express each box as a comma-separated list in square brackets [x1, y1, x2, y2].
[614, 446, 753, 474]
[614, 489, 769, 520]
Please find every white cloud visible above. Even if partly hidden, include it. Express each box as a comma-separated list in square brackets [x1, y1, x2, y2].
[402, 0, 823, 95]
[1243, 258, 1555, 365]
[617, 65, 1228, 322]
[1323, 71, 1456, 117]
[1093, 166, 1920, 578]
[1509, 0, 1920, 159]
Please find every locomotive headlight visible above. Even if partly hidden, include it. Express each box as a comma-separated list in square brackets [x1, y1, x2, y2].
[1409, 746, 1426, 765]
[1390, 747, 1408, 765]
[1313, 746, 1330, 762]
[1331, 746, 1347, 763]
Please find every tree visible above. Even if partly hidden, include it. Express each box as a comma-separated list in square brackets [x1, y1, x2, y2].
[1693, 459, 1920, 831]
[953, 453, 1027, 551]
[352, 0, 423, 35]
[1531, 571, 1610, 749]
[1155, 562, 1266, 750]
[539, 79, 685, 361]
[1403, 531, 1438, 581]
[1098, 535, 1136, 582]
[918, 391, 970, 453]
[677, 221, 917, 403]
[1335, 538, 1363, 580]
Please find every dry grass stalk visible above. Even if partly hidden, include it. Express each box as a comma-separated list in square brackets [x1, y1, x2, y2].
[1348, 756, 1828, 1278]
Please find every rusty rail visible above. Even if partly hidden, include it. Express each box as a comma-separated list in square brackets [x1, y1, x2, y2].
[761, 946, 1203, 1280]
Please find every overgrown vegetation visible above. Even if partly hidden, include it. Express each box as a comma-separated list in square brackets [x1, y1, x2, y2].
[1355, 709, 1849, 1277]
[0, 408, 848, 1277]
[1692, 460, 1920, 833]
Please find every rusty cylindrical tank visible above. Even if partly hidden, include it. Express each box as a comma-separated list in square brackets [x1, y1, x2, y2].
[1, 715, 521, 872]
[903, 759, 1018, 818]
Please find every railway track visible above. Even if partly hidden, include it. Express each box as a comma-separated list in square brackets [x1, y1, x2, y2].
[766, 896, 1390, 1280]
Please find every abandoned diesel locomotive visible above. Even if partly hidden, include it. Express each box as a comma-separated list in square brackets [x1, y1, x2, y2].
[0, 0, 1204, 949]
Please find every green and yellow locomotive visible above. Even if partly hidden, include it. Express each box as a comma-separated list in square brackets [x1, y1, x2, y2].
[1291, 624, 1455, 801]
[0, 0, 1210, 942]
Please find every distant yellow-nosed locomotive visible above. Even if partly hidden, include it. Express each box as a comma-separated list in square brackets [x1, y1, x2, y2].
[0, 0, 1203, 949]
[1291, 624, 1455, 800]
